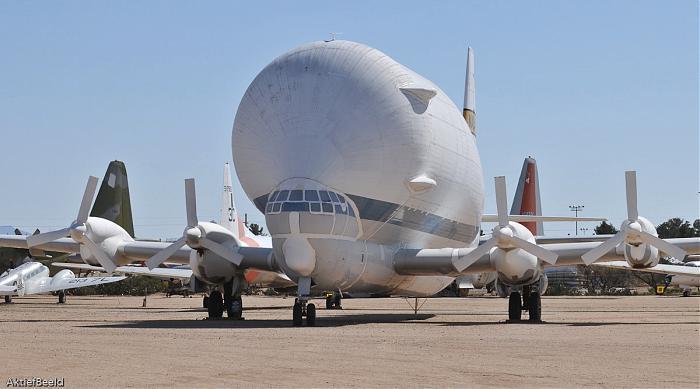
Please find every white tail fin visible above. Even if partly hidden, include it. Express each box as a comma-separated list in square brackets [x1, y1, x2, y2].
[220, 163, 237, 234]
[463, 46, 476, 135]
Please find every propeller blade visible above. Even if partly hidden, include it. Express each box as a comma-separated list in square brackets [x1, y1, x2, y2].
[185, 178, 198, 227]
[199, 238, 243, 266]
[510, 237, 558, 265]
[82, 236, 117, 274]
[26, 227, 72, 248]
[146, 236, 187, 270]
[494, 176, 509, 226]
[637, 231, 687, 261]
[625, 171, 638, 221]
[453, 239, 496, 272]
[76, 176, 99, 224]
[580, 231, 625, 265]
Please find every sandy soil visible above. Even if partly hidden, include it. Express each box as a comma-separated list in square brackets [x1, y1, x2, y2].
[0, 294, 698, 388]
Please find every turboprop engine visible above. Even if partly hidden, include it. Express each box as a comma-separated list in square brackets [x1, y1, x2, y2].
[27, 176, 134, 273]
[147, 178, 244, 285]
[581, 171, 685, 268]
[453, 176, 558, 290]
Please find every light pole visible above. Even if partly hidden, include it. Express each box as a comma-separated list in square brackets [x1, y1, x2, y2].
[569, 205, 584, 236]
[579, 227, 589, 236]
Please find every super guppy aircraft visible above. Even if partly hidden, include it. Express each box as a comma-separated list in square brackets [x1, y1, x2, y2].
[1, 40, 698, 325]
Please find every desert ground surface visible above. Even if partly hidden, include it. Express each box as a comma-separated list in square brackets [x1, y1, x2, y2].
[1, 294, 698, 388]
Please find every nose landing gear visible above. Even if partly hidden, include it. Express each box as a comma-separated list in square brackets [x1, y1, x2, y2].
[292, 276, 316, 326]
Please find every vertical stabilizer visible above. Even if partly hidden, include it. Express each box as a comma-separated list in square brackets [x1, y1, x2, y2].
[510, 157, 543, 235]
[220, 162, 237, 233]
[90, 160, 135, 237]
[463, 46, 476, 135]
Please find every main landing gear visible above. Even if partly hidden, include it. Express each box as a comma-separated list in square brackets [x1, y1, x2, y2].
[58, 291, 66, 304]
[205, 276, 245, 320]
[292, 277, 316, 326]
[507, 285, 541, 322]
[4, 295, 12, 304]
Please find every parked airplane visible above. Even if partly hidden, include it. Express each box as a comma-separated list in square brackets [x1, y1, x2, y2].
[52, 162, 294, 318]
[2, 41, 698, 326]
[0, 261, 125, 304]
[593, 260, 700, 296]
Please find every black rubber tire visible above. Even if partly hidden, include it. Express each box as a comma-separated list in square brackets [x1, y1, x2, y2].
[4, 295, 11, 304]
[203, 295, 209, 308]
[325, 296, 333, 309]
[529, 293, 541, 322]
[682, 290, 690, 297]
[207, 291, 224, 319]
[58, 291, 66, 304]
[508, 292, 521, 321]
[228, 297, 243, 320]
[306, 303, 316, 326]
[292, 303, 303, 326]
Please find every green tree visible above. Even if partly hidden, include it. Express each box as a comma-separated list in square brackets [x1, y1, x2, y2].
[656, 218, 698, 239]
[248, 223, 265, 236]
[594, 221, 618, 235]
[694, 219, 700, 236]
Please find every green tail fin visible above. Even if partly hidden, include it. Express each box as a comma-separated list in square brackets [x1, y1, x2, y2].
[90, 160, 135, 237]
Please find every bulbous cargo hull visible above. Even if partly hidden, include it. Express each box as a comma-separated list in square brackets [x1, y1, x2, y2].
[232, 40, 484, 295]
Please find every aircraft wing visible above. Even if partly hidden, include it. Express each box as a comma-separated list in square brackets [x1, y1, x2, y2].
[0, 285, 18, 295]
[32, 276, 126, 295]
[0, 234, 278, 272]
[592, 261, 700, 277]
[481, 215, 606, 223]
[0, 235, 80, 254]
[52, 262, 193, 280]
[393, 237, 700, 276]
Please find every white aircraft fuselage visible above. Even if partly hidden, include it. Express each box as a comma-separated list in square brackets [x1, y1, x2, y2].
[232, 40, 484, 296]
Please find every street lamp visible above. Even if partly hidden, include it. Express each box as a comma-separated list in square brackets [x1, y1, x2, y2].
[579, 227, 589, 236]
[569, 205, 584, 236]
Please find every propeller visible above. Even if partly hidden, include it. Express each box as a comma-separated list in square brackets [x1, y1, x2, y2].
[453, 176, 558, 272]
[146, 178, 243, 270]
[581, 171, 686, 265]
[26, 176, 118, 273]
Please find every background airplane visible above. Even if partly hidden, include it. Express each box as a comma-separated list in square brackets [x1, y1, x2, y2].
[0, 261, 125, 304]
[593, 260, 700, 297]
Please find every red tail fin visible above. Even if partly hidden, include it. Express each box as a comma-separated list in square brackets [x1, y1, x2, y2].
[510, 157, 543, 235]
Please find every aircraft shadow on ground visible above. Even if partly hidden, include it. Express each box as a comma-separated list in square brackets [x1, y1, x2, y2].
[79, 313, 439, 329]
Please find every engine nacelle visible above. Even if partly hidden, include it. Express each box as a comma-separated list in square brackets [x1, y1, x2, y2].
[491, 222, 543, 286]
[78, 217, 134, 267]
[189, 222, 239, 285]
[621, 217, 660, 268]
[50, 269, 76, 285]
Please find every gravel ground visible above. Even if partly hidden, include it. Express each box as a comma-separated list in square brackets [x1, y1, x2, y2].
[0, 294, 698, 388]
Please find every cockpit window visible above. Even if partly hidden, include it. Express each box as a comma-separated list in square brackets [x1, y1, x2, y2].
[282, 202, 309, 212]
[305, 190, 319, 201]
[329, 192, 339, 202]
[309, 203, 321, 213]
[277, 190, 290, 201]
[338, 195, 346, 204]
[272, 203, 282, 212]
[322, 203, 333, 213]
[319, 191, 331, 202]
[289, 190, 303, 201]
[269, 191, 280, 201]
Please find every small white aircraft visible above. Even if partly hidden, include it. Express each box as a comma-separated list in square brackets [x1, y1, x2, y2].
[593, 260, 700, 296]
[0, 261, 125, 304]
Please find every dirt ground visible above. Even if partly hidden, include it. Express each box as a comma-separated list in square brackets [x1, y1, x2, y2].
[0, 293, 698, 388]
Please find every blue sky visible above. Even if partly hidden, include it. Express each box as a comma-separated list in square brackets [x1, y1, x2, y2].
[0, 1, 697, 239]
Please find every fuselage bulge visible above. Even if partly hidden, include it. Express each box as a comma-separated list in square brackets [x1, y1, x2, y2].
[232, 40, 484, 296]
